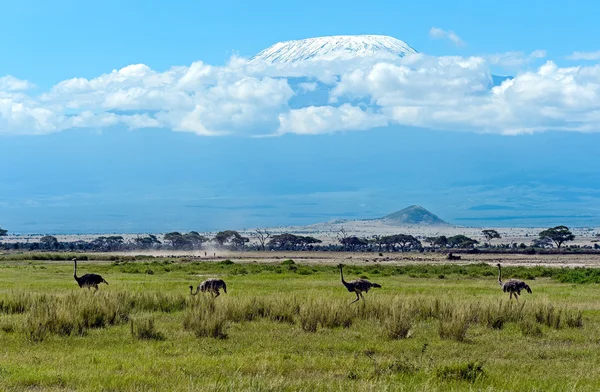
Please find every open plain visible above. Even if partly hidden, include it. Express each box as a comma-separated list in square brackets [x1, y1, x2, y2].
[1, 251, 600, 391]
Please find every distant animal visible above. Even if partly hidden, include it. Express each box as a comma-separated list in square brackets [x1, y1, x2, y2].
[190, 278, 227, 297]
[497, 263, 532, 300]
[73, 258, 108, 290]
[339, 264, 381, 304]
[446, 253, 461, 260]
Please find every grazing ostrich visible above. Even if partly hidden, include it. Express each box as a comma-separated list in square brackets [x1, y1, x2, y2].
[497, 263, 532, 300]
[73, 258, 108, 291]
[339, 264, 381, 304]
[190, 278, 227, 297]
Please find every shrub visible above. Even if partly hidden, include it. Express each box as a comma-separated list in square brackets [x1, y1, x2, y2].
[439, 312, 470, 342]
[131, 318, 165, 341]
[519, 320, 543, 337]
[183, 300, 228, 339]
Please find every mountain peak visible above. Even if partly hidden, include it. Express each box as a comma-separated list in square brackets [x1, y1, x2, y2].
[382, 205, 449, 226]
[252, 35, 417, 64]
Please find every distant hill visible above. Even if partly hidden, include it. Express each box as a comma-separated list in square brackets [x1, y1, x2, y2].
[381, 205, 449, 226]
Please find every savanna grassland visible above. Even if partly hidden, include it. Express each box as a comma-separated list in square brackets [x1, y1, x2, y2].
[1, 253, 600, 391]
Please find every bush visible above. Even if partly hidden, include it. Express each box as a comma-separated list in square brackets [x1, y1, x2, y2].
[519, 320, 543, 337]
[439, 312, 470, 342]
[131, 318, 165, 341]
[384, 311, 413, 340]
[183, 299, 228, 339]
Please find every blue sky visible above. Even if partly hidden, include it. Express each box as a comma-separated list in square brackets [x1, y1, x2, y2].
[2, 0, 600, 233]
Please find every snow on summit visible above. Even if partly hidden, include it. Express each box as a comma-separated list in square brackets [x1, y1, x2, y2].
[252, 35, 417, 63]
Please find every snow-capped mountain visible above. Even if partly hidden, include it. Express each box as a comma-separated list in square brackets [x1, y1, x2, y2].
[252, 35, 417, 63]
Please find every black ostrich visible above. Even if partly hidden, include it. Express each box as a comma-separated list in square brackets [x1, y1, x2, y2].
[339, 264, 381, 304]
[73, 258, 108, 291]
[497, 263, 531, 300]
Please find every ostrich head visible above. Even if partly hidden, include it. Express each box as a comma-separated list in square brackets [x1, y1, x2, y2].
[189, 285, 193, 291]
[496, 263, 501, 268]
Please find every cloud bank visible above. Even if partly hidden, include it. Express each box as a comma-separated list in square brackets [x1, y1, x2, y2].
[3, 48, 600, 136]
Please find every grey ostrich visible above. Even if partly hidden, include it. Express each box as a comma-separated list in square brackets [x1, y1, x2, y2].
[190, 278, 227, 298]
[339, 264, 381, 304]
[73, 258, 108, 290]
[497, 263, 532, 300]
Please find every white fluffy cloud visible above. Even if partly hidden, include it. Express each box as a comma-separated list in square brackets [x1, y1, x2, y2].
[3, 49, 600, 136]
[429, 27, 465, 47]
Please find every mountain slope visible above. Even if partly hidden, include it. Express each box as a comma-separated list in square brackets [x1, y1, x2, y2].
[252, 35, 417, 63]
[382, 205, 449, 226]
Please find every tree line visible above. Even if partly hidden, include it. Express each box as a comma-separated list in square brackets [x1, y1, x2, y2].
[0, 225, 597, 253]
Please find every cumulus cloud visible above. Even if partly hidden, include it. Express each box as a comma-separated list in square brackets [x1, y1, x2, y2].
[429, 27, 466, 47]
[0, 76, 35, 91]
[277, 104, 387, 135]
[566, 51, 600, 61]
[3, 49, 600, 136]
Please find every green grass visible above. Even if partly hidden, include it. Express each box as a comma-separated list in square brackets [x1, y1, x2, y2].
[0, 255, 599, 390]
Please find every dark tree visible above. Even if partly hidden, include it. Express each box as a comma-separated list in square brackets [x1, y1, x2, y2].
[538, 226, 575, 249]
[340, 236, 369, 251]
[134, 234, 161, 249]
[432, 235, 449, 248]
[482, 229, 501, 245]
[213, 230, 249, 249]
[254, 228, 271, 251]
[164, 232, 189, 249]
[379, 234, 422, 252]
[0, 227, 7, 236]
[532, 237, 553, 248]
[183, 231, 209, 249]
[268, 233, 322, 250]
[40, 235, 59, 249]
[447, 235, 478, 248]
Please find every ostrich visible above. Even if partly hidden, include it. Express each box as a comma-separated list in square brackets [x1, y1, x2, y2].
[496, 263, 532, 300]
[190, 278, 227, 298]
[339, 264, 381, 304]
[73, 258, 108, 290]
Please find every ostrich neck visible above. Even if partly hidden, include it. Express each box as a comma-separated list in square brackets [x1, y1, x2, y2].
[190, 286, 199, 296]
[497, 266, 503, 286]
[340, 267, 351, 288]
[74, 261, 79, 280]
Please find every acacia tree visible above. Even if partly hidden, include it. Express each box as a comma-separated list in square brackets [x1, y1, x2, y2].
[482, 229, 501, 245]
[134, 234, 161, 249]
[340, 236, 369, 251]
[268, 233, 322, 250]
[254, 228, 271, 251]
[184, 231, 209, 249]
[447, 235, 478, 248]
[0, 227, 7, 236]
[40, 235, 59, 250]
[214, 230, 249, 249]
[538, 226, 575, 249]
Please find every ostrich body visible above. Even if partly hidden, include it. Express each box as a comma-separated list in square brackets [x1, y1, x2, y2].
[339, 264, 381, 304]
[497, 263, 531, 300]
[190, 278, 227, 297]
[73, 258, 108, 290]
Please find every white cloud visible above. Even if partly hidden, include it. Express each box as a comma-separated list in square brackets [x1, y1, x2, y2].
[0, 76, 35, 91]
[429, 27, 465, 47]
[487, 50, 547, 68]
[277, 104, 387, 135]
[3, 49, 600, 137]
[566, 51, 600, 61]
